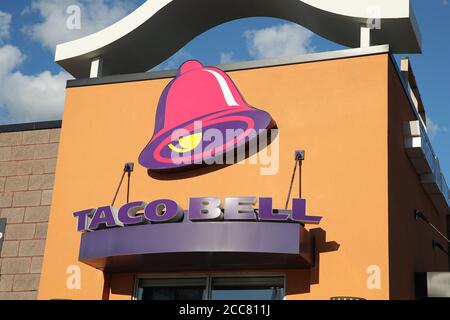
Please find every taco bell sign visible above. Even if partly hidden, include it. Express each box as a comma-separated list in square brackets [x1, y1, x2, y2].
[73, 197, 322, 232]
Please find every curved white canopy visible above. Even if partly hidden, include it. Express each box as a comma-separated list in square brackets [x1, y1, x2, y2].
[55, 0, 421, 79]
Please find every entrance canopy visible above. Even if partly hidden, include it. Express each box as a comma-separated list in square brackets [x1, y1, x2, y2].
[55, 0, 422, 79]
[79, 221, 313, 272]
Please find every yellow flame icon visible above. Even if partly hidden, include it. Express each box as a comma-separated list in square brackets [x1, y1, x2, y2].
[168, 132, 202, 153]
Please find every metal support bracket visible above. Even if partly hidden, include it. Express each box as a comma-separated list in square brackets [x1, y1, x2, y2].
[0, 218, 6, 254]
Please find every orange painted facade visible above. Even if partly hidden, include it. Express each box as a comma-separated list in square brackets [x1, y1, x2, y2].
[37, 53, 448, 300]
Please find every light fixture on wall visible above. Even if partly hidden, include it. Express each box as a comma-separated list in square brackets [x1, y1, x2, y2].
[111, 162, 134, 206]
[0, 218, 6, 255]
[284, 150, 305, 210]
[415, 209, 450, 245]
[432, 239, 450, 257]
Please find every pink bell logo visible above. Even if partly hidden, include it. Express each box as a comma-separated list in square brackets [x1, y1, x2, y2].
[139, 60, 276, 172]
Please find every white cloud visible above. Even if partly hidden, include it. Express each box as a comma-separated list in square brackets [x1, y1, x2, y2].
[0, 45, 71, 122]
[244, 23, 314, 60]
[0, 45, 24, 76]
[22, 0, 136, 51]
[0, 11, 12, 42]
[220, 52, 235, 64]
[427, 117, 448, 138]
[0, 1, 139, 123]
[442, 0, 449, 6]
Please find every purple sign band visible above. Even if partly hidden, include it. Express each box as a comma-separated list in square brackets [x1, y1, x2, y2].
[79, 221, 313, 272]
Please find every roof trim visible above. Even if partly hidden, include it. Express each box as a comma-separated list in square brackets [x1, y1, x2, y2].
[0, 120, 62, 133]
[67, 45, 390, 88]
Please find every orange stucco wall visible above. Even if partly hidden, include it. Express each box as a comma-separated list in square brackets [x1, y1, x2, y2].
[38, 54, 392, 300]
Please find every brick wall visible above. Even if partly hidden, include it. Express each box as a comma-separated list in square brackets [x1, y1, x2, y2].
[0, 128, 60, 300]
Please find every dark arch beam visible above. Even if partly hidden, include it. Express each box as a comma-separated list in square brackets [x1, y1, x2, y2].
[55, 0, 421, 79]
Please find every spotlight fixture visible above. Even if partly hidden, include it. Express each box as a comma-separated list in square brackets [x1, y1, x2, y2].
[285, 150, 305, 210]
[124, 162, 134, 173]
[112, 162, 135, 206]
[295, 150, 305, 161]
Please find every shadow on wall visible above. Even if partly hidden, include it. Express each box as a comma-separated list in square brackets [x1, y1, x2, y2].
[105, 228, 340, 299]
[286, 228, 340, 296]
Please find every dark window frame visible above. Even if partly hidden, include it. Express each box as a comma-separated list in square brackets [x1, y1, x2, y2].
[134, 274, 286, 300]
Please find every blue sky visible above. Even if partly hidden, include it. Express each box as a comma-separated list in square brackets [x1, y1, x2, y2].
[0, 0, 449, 179]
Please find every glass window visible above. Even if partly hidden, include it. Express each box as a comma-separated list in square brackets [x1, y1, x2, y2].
[211, 276, 284, 300]
[136, 276, 284, 300]
[138, 278, 207, 300]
